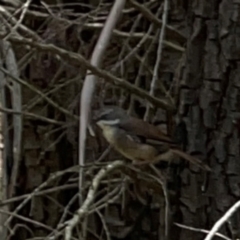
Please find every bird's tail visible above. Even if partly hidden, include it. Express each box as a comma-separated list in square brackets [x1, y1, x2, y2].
[171, 149, 211, 171]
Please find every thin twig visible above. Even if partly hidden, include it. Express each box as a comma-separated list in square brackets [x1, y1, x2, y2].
[129, 0, 185, 42]
[0, 209, 54, 232]
[0, 184, 77, 207]
[4, 0, 32, 40]
[150, 0, 168, 96]
[96, 210, 111, 240]
[3, 36, 175, 111]
[175, 223, 231, 240]
[90, 185, 122, 211]
[58, 194, 79, 226]
[144, 0, 170, 121]
[0, 67, 79, 120]
[3, 165, 83, 228]
[128, 5, 163, 115]
[204, 200, 240, 240]
[23, 77, 79, 112]
[64, 160, 124, 240]
[84, 23, 185, 52]
[0, 5, 41, 41]
[0, 106, 65, 125]
[149, 164, 169, 239]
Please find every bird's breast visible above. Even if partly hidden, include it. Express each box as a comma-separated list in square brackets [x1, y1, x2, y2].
[101, 126, 118, 144]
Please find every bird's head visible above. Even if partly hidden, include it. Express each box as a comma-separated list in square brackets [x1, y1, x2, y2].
[93, 106, 128, 130]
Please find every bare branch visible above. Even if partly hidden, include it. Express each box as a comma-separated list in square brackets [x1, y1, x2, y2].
[0, 209, 54, 232]
[3, 165, 83, 229]
[0, 5, 41, 41]
[129, 0, 186, 42]
[204, 200, 240, 240]
[84, 23, 185, 52]
[4, 0, 32, 40]
[79, 0, 127, 206]
[0, 67, 79, 120]
[96, 210, 111, 240]
[0, 184, 77, 207]
[144, 0, 170, 120]
[3, 36, 175, 111]
[1, 40, 22, 198]
[64, 160, 124, 240]
[0, 106, 64, 125]
[175, 223, 231, 240]
[0, 40, 9, 240]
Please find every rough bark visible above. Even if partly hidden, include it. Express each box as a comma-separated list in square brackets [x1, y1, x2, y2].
[176, 0, 240, 239]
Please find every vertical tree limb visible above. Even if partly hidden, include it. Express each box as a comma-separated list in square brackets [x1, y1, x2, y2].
[79, 0, 126, 197]
[78, 3, 126, 239]
[144, 0, 169, 121]
[1, 41, 22, 198]
[0, 41, 9, 240]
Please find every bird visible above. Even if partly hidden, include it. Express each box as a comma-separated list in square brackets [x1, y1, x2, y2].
[93, 106, 211, 171]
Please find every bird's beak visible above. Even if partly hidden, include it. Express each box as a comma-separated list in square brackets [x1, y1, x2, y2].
[96, 120, 104, 128]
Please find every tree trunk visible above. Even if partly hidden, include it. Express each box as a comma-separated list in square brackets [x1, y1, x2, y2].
[176, 0, 240, 239]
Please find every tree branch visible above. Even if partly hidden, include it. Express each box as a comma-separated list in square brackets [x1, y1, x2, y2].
[4, 36, 175, 111]
[64, 160, 124, 240]
[204, 200, 240, 240]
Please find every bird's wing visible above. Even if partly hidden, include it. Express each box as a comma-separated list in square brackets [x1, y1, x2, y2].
[124, 130, 142, 144]
[120, 116, 174, 144]
[113, 128, 159, 162]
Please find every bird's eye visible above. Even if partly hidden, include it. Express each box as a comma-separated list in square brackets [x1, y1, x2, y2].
[93, 108, 113, 121]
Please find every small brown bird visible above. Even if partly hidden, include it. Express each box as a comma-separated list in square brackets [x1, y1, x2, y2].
[94, 106, 211, 171]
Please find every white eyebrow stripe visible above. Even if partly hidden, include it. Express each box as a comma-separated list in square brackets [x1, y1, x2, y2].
[97, 119, 120, 125]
